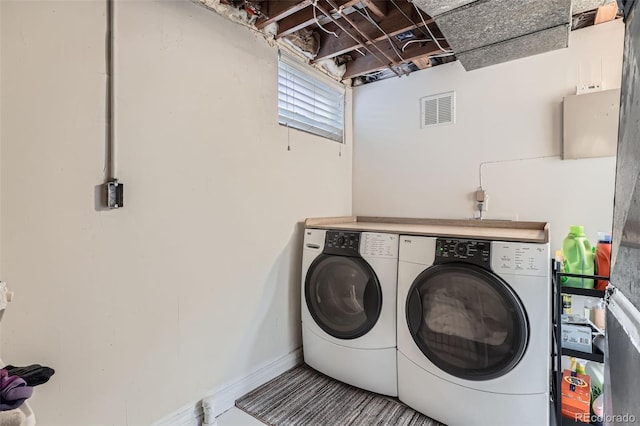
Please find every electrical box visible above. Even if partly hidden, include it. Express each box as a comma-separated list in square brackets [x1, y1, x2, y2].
[106, 179, 124, 209]
[562, 88, 620, 160]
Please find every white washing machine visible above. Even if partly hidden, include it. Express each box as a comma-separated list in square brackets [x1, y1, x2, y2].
[302, 228, 399, 396]
[397, 236, 550, 426]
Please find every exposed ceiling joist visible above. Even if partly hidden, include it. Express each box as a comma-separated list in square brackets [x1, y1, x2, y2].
[362, 0, 387, 18]
[344, 39, 444, 79]
[255, 0, 312, 29]
[312, 0, 402, 76]
[313, 1, 435, 62]
[275, 0, 368, 38]
[205, 0, 620, 86]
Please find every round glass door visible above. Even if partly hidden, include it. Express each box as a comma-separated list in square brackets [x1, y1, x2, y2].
[305, 254, 382, 339]
[406, 263, 529, 381]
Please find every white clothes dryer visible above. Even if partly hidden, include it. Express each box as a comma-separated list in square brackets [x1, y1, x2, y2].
[397, 235, 551, 426]
[302, 228, 399, 396]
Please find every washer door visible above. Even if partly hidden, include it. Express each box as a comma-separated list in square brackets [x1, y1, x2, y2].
[305, 254, 382, 340]
[406, 263, 529, 381]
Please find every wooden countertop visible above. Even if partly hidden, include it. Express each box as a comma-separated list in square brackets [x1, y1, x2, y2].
[305, 216, 549, 244]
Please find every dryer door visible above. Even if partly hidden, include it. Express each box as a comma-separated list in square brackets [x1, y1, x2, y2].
[406, 263, 529, 381]
[305, 254, 382, 340]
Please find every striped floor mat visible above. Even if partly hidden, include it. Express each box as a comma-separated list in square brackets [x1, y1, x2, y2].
[236, 364, 445, 426]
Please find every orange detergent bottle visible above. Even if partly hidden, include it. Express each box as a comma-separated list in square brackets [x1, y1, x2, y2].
[595, 232, 612, 290]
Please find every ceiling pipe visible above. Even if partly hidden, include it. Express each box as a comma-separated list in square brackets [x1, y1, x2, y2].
[323, 0, 408, 75]
[313, 1, 401, 77]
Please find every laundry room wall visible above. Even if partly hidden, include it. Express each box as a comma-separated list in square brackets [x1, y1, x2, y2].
[0, 1, 351, 425]
[352, 20, 624, 252]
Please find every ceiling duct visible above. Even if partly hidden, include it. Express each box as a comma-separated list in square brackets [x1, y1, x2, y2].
[413, 0, 572, 71]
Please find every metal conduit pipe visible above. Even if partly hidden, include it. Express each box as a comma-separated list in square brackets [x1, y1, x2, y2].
[323, 0, 407, 75]
[313, 1, 401, 77]
[106, 0, 115, 180]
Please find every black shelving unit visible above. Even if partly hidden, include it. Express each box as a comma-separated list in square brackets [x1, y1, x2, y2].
[553, 265, 608, 425]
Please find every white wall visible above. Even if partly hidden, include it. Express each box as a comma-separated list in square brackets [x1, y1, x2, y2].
[0, 1, 351, 424]
[353, 20, 624, 252]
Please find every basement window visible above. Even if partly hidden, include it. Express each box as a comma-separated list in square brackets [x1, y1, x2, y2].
[278, 56, 345, 143]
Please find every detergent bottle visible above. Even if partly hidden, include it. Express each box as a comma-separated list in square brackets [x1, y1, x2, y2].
[586, 361, 604, 406]
[562, 225, 595, 288]
[595, 232, 612, 290]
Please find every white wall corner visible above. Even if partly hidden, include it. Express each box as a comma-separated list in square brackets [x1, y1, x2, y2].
[152, 348, 303, 426]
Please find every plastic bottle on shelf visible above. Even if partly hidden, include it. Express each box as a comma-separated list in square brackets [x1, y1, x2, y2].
[562, 225, 595, 288]
[555, 250, 565, 272]
[584, 299, 594, 322]
[586, 361, 604, 404]
[593, 394, 604, 421]
[562, 294, 572, 315]
[593, 299, 606, 330]
[595, 232, 612, 291]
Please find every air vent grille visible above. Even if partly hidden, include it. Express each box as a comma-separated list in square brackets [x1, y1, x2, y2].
[421, 91, 455, 128]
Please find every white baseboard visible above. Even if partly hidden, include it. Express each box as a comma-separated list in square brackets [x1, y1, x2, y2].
[153, 347, 303, 426]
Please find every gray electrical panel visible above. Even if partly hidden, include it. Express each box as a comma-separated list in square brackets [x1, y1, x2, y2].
[562, 88, 621, 160]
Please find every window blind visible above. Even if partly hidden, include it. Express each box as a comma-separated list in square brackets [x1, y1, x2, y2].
[278, 56, 345, 143]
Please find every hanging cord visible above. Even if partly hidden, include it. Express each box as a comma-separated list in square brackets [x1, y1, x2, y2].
[354, 7, 404, 62]
[389, 0, 433, 41]
[343, 5, 409, 74]
[277, 49, 292, 152]
[313, 0, 402, 77]
[401, 39, 451, 52]
[312, 0, 338, 38]
[283, 50, 292, 152]
[323, 0, 404, 77]
[340, 91, 346, 156]
[411, 1, 452, 53]
[428, 51, 456, 58]
[361, 70, 385, 78]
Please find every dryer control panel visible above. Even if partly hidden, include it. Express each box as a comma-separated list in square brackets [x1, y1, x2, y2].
[435, 238, 490, 268]
[324, 231, 360, 256]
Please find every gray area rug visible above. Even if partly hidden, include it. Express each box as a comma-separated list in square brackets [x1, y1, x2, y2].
[236, 364, 445, 426]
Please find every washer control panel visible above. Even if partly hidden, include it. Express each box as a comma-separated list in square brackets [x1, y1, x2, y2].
[491, 242, 549, 277]
[436, 238, 490, 267]
[324, 231, 360, 256]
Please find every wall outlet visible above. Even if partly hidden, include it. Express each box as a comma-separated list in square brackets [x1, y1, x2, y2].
[577, 82, 602, 94]
[476, 189, 488, 212]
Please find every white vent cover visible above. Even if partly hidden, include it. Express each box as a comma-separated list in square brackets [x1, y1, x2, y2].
[421, 91, 455, 128]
